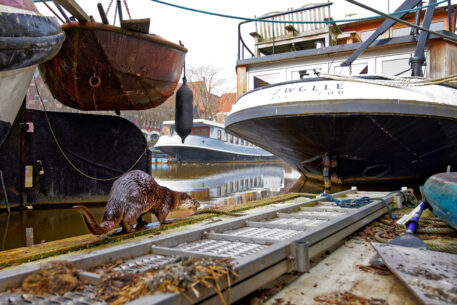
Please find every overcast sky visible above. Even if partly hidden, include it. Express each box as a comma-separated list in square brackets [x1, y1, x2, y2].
[36, 0, 452, 94]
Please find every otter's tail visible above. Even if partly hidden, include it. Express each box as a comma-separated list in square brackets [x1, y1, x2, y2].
[73, 205, 118, 235]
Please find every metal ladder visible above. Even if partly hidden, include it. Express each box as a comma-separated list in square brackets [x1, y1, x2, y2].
[0, 188, 404, 305]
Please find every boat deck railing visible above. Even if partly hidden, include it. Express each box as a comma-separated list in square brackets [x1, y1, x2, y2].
[237, 2, 333, 60]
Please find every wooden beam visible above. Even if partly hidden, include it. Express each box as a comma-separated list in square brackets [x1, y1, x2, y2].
[52, 0, 90, 22]
[236, 65, 247, 98]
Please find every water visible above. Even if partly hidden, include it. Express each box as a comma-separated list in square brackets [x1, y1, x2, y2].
[151, 162, 300, 208]
[0, 162, 300, 250]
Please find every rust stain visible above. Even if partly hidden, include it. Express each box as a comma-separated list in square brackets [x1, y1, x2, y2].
[39, 21, 187, 111]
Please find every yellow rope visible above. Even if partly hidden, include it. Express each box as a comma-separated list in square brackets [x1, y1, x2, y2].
[33, 76, 147, 181]
[319, 73, 457, 88]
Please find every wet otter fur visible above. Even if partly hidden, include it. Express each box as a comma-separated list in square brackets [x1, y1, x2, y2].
[74, 170, 200, 235]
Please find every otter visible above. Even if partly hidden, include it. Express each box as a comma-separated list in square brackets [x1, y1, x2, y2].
[74, 170, 200, 235]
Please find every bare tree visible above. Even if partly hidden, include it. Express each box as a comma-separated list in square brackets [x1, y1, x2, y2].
[187, 64, 225, 119]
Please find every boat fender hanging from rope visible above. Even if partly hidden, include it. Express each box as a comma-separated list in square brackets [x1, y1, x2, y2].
[175, 63, 193, 143]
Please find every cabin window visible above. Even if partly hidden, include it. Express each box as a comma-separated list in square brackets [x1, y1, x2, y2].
[430, 22, 444, 31]
[392, 27, 411, 38]
[241, 139, 244, 145]
[382, 57, 410, 76]
[230, 135, 233, 143]
[253, 72, 282, 89]
[360, 30, 375, 41]
[235, 137, 239, 144]
[192, 127, 209, 137]
[225, 133, 228, 142]
[217, 130, 222, 139]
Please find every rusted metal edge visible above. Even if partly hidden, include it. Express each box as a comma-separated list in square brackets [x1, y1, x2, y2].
[61, 22, 188, 53]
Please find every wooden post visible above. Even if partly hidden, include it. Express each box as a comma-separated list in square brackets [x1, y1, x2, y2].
[25, 228, 34, 247]
[236, 65, 247, 98]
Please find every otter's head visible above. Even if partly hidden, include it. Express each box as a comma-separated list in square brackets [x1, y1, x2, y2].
[176, 193, 200, 211]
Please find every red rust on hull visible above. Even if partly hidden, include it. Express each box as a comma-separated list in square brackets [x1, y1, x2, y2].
[39, 22, 187, 111]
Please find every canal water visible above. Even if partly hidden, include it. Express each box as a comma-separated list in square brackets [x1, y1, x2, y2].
[0, 161, 300, 251]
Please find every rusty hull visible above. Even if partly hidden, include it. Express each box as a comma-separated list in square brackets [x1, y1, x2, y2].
[39, 22, 187, 111]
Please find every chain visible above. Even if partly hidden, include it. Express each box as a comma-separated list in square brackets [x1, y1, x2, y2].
[106, 0, 114, 14]
[123, 0, 132, 20]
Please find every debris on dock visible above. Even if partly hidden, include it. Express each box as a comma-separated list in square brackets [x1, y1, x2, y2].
[14, 258, 235, 305]
[21, 261, 79, 295]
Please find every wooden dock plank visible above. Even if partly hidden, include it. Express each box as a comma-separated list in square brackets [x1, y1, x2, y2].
[372, 243, 457, 305]
[265, 240, 420, 305]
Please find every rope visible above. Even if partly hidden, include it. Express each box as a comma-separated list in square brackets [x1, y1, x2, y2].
[39, 0, 65, 24]
[149, 0, 448, 24]
[374, 232, 457, 253]
[32, 0, 449, 25]
[424, 240, 457, 253]
[106, 0, 115, 15]
[192, 209, 245, 217]
[33, 76, 147, 181]
[123, 0, 132, 20]
[318, 73, 457, 88]
[320, 192, 396, 218]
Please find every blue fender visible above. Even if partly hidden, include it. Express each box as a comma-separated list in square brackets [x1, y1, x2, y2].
[422, 172, 457, 230]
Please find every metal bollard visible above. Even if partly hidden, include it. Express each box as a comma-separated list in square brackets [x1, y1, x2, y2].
[295, 240, 310, 272]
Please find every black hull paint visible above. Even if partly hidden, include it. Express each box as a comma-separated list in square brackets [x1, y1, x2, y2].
[226, 114, 457, 185]
[0, 12, 64, 71]
[0, 108, 150, 206]
[0, 120, 10, 149]
[158, 146, 278, 163]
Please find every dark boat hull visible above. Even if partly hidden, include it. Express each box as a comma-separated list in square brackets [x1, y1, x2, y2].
[0, 0, 64, 150]
[39, 22, 187, 111]
[228, 113, 457, 184]
[158, 145, 279, 163]
[0, 1, 64, 71]
[226, 79, 457, 185]
[0, 107, 150, 206]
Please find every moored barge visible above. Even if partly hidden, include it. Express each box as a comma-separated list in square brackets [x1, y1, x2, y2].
[155, 119, 278, 162]
[226, 1, 457, 187]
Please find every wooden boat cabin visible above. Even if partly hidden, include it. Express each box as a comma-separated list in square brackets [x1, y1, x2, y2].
[236, 2, 457, 96]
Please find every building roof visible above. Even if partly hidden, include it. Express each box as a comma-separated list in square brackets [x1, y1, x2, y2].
[217, 93, 237, 113]
[163, 119, 224, 128]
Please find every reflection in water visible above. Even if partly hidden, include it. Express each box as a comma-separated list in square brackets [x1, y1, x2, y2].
[152, 162, 300, 209]
[0, 162, 300, 250]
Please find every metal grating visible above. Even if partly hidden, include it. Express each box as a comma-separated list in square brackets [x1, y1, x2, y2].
[113, 254, 177, 273]
[0, 288, 105, 305]
[225, 227, 303, 240]
[0, 188, 406, 305]
[292, 210, 345, 218]
[267, 217, 325, 227]
[176, 239, 267, 258]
